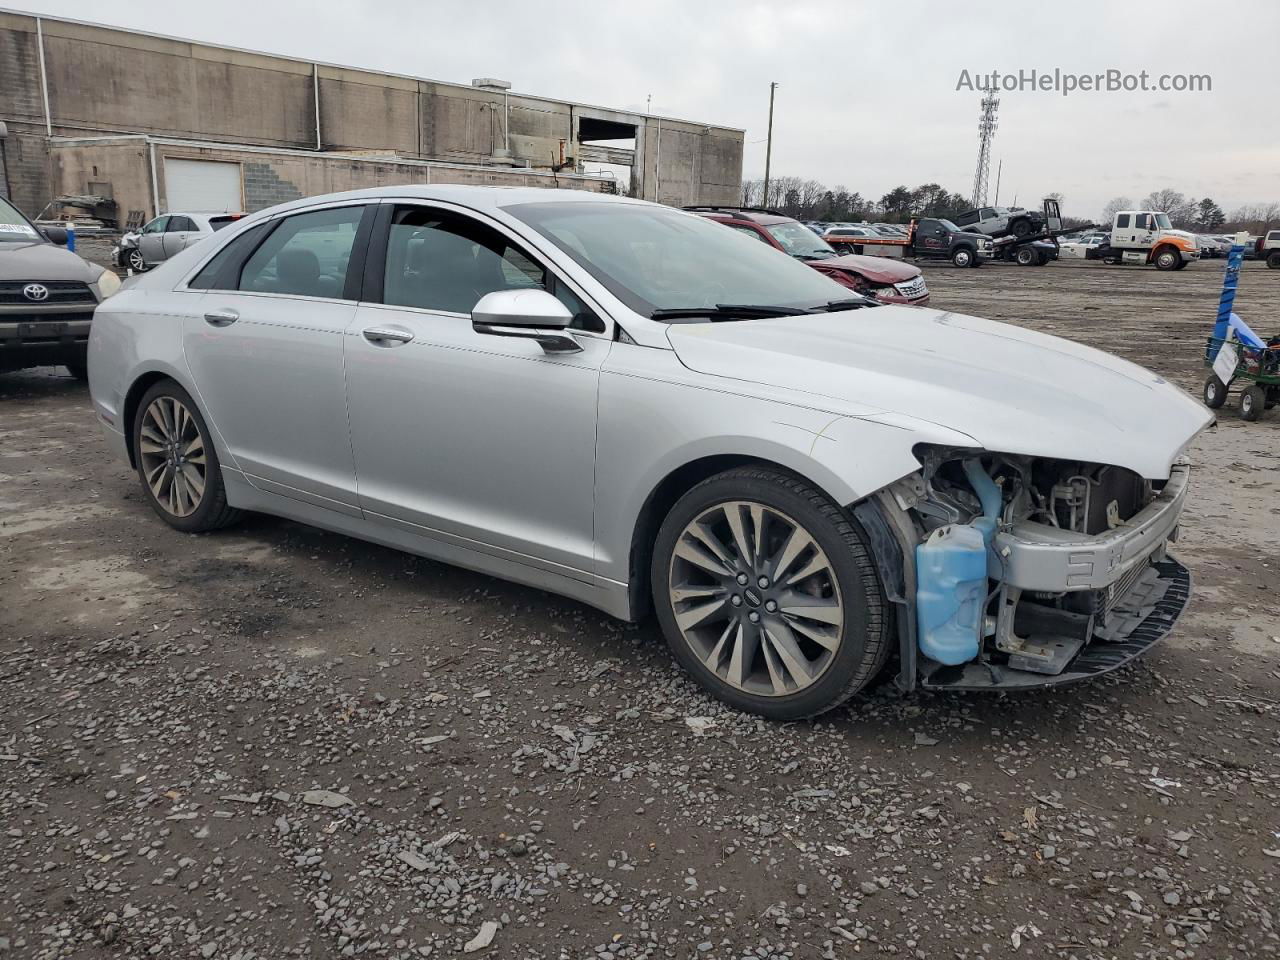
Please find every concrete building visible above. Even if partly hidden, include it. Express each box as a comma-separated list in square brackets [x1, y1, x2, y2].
[0, 10, 744, 223]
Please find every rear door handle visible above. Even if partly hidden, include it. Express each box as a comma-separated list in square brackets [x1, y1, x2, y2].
[204, 308, 239, 327]
[362, 325, 414, 345]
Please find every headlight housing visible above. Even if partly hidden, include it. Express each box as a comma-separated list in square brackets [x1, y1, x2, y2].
[92, 267, 122, 301]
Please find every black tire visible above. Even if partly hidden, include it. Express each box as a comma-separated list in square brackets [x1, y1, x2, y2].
[1009, 218, 1032, 238]
[951, 247, 973, 268]
[1015, 247, 1036, 266]
[1154, 246, 1180, 271]
[126, 248, 148, 273]
[1173, 259, 1189, 270]
[1240, 385, 1266, 422]
[132, 379, 242, 532]
[1267, 251, 1280, 269]
[65, 362, 89, 381]
[1203, 374, 1228, 409]
[651, 466, 891, 720]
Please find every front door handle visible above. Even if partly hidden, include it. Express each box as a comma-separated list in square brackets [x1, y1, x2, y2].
[204, 308, 239, 327]
[362, 326, 414, 346]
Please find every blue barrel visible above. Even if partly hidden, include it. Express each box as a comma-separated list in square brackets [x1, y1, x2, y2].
[915, 524, 986, 665]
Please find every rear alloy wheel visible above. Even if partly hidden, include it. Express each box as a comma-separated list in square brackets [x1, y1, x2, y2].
[652, 467, 889, 719]
[1267, 251, 1280, 269]
[1203, 374, 1228, 409]
[133, 380, 241, 532]
[1015, 247, 1037, 266]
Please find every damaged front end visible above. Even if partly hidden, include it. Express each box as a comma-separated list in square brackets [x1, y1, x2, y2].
[856, 446, 1192, 691]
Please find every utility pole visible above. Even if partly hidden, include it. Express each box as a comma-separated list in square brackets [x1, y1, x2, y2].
[993, 158, 1002, 206]
[762, 82, 777, 208]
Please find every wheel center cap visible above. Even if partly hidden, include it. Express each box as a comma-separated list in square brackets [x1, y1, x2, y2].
[743, 588, 763, 608]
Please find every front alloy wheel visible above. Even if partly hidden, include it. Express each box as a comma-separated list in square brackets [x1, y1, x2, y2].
[668, 500, 844, 697]
[127, 248, 148, 272]
[652, 467, 890, 719]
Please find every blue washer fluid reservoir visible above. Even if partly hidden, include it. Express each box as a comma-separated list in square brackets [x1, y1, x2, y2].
[915, 524, 986, 665]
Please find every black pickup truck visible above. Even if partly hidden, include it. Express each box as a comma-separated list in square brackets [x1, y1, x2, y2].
[824, 217, 994, 267]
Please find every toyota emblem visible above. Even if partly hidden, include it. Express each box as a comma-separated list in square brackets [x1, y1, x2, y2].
[22, 283, 49, 302]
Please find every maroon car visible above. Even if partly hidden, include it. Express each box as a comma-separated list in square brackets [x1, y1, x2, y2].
[687, 207, 929, 305]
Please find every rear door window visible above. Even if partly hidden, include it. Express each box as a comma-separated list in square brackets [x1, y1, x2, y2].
[239, 206, 365, 299]
[187, 222, 272, 290]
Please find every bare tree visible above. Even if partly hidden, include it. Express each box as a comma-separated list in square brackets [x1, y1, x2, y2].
[1101, 196, 1133, 223]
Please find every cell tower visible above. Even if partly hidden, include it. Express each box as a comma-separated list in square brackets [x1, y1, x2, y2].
[970, 94, 999, 207]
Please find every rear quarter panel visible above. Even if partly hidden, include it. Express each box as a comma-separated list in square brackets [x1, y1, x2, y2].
[88, 287, 232, 468]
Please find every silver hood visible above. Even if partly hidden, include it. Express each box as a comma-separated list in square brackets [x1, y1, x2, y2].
[666, 305, 1213, 479]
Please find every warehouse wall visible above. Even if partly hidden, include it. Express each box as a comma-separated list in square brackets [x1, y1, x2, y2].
[48, 141, 612, 221]
[0, 11, 744, 213]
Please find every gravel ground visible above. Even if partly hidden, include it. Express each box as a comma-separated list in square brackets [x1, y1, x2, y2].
[1, 258, 1278, 959]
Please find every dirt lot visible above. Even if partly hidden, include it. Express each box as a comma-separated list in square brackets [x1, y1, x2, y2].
[2, 259, 1278, 960]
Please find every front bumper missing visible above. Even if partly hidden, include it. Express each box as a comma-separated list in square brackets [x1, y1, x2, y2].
[993, 463, 1189, 592]
[919, 556, 1190, 690]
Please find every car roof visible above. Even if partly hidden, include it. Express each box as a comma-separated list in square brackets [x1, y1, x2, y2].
[246, 184, 646, 221]
[685, 207, 792, 226]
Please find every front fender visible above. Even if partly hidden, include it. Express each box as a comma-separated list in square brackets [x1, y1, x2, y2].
[593, 346, 975, 588]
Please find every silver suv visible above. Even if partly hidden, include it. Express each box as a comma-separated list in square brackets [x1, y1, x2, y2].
[1, 194, 121, 379]
[114, 212, 245, 273]
[953, 205, 1043, 238]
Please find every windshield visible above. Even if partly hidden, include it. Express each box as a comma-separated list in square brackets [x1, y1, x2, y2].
[765, 221, 835, 259]
[1154, 213, 1173, 230]
[0, 196, 42, 243]
[505, 201, 852, 317]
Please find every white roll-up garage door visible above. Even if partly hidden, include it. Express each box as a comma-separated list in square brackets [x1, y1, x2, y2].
[164, 158, 243, 213]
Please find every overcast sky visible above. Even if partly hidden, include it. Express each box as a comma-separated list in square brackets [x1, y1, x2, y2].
[11, 0, 1280, 218]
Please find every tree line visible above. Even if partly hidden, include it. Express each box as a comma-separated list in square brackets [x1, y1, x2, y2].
[739, 178, 975, 223]
[740, 176, 1279, 236]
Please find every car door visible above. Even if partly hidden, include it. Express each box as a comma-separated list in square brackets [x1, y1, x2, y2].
[918, 221, 949, 254]
[137, 216, 169, 264]
[343, 201, 609, 579]
[181, 202, 373, 516]
[162, 215, 200, 259]
[980, 207, 1001, 233]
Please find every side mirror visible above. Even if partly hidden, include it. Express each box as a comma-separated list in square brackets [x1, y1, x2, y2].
[42, 226, 68, 246]
[472, 288, 581, 354]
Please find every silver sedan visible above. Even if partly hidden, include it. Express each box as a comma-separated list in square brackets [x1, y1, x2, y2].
[88, 186, 1210, 718]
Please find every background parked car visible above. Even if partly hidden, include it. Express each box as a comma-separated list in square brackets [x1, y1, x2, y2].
[688, 207, 930, 304]
[114, 212, 245, 272]
[1058, 233, 1108, 260]
[1, 193, 121, 379]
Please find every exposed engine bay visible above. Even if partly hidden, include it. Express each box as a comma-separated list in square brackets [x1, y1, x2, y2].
[888, 446, 1186, 685]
